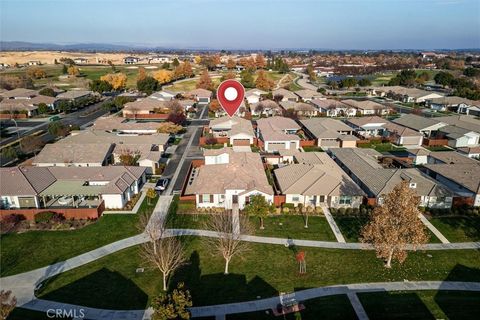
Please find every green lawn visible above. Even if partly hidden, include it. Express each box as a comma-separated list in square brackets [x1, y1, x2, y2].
[7, 308, 61, 320]
[227, 294, 357, 320]
[0, 195, 158, 276]
[358, 142, 406, 152]
[250, 215, 336, 241]
[302, 146, 324, 152]
[37, 237, 480, 309]
[425, 146, 453, 152]
[358, 290, 480, 320]
[428, 217, 480, 242]
[334, 216, 441, 243]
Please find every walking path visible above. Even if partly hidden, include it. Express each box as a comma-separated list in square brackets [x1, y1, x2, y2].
[321, 206, 346, 243]
[189, 281, 480, 318]
[347, 292, 369, 320]
[419, 213, 450, 244]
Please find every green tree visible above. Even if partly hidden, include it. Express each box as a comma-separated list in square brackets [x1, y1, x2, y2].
[62, 64, 68, 74]
[434, 71, 455, 87]
[240, 70, 255, 88]
[340, 78, 358, 89]
[0, 147, 18, 160]
[57, 100, 72, 113]
[48, 121, 68, 137]
[244, 194, 275, 229]
[38, 87, 56, 97]
[463, 67, 480, 77]
[388, 70, 416, 86]
[172, 58, 180, 68]
[137, 76, 159, 94]
[151, 283, 192, 320]
[89, 80, 113, 93]
[37, 103, 50, 114]
[358, 78, 372, 87]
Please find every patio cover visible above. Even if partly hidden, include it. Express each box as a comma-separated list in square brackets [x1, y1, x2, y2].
[39, 180, 103, 196]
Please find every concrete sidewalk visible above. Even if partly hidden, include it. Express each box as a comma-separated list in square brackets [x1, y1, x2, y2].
[321, 206, 346, 243]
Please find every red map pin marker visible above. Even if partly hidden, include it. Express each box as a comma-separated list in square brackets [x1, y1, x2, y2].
[217, 79, 245, 117]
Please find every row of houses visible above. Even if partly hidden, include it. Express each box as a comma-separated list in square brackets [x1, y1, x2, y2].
[0, 88, 94, 117]
[184, 146, 479, 211]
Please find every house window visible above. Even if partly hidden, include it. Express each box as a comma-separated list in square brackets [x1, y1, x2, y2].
[219, 194, 225, 203]
[292, 196, 300, 202]
[339, 196, 352, 205]
[202, 194, 211, 203]
[245, 196, 250, 204]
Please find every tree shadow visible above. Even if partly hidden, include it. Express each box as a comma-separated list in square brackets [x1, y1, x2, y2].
[171, 251, 278, 307]
[37, 268, 148, 310]
[434, 264, 480, 320]
[358, 291, 436, 320]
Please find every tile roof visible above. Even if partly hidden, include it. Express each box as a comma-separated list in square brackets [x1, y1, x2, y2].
[209, 116, 254, 137]
[33, 143, 112, 165]
[300, 118, 353, 139]
[428, 151, 479, 164]
[424, 163, 480, 193]
[342, 99, 386, 110]
[392, 114, 445, 131]
[273, 88, 298, 99]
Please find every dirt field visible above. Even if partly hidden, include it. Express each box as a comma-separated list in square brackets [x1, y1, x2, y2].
[0, 51, 135, 65]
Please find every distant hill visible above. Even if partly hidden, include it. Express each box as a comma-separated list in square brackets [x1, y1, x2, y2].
[0, 41, 156, 52]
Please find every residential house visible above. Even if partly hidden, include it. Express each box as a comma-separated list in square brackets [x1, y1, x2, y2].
[122, 98, 170, 119]
[406, 149, 431, 165]
[311, 99, 356, 117]
[369, 86, 444, 103]
[208, 116, 255, 147]
[149, 90, 179, 101]
[124, 56, 140, 64]
[392, 114, 447, 138]
[423, 163, 480, 207]
[427, 151, 479, 165]
[33, 130, 169, 173]
[331, 148, 453, 208]
[274, 152, 365, 208]
[457, 146, 480, 159]
[300, 118, 357, 148]
[0, 166, 146, 212]
[425, 96, 480, 113]
[273, 88, 298, 102]
[294, 89, 324, 102]
[256, 116, 301, 152]
[458, 104, 480, 117]
[245, 88, 267, 104]
[342, 99, 389, 115]
[56, 90, 93, 103]
[279, 101, 318, 117]
[186, 88, 212, 106]
[434, 115, 480, 148]
[92, 116, 160, 134]
[0, 88, 38, 99]
[251, 99, 283, 117]
[347, 116, 423, 146]
[73, 58, 89, 64]
[187, 148, 274, 209]
[0, 88, 59, 116]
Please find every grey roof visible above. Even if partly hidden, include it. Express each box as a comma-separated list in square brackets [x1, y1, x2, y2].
[273, 88, 297, 99]
[300, 118, 353, 139]
[33, 143, 112, 165]
[294, 89, 323, 100]
[0, 88, 37, 99]
[279, 101, 316, 112]
[392, 114, 445, 131]
[330, 148, 452, 198]
[428, 151, 479, 165]
[434, 115, 480, 133]
[424, 163, 480, 193]
[0, 166, 145, 196]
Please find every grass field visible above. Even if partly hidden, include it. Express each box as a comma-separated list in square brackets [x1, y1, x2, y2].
[428, 217, 480, 242]
[36, 236, 480, 309]
[334, 216, 441, 243]
[358, 142, 406, 152]
[0, 195, 158, 276]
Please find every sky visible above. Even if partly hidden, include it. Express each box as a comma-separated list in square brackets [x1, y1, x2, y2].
[1, 0, 479, 50]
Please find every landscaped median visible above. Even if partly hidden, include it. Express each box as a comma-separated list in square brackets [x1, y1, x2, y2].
[0, 195, 158, 277]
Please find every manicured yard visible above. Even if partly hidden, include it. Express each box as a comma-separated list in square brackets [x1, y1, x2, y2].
[334, 216, 441, 243]
[302, 146, 324, 152]
[425, 145, 453, 152]
[250, 215, 336, 241]
[37, 237, 480, 309]
[428, 217, 480, 242]
[358, 290, 480, 320]
[358, 142, 406, 152]
[0, 196, 158, 276]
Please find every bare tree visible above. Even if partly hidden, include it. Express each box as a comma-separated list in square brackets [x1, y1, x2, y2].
[140, 217, 186, 291]
[203, 212, 252, 275]
[361, 181, 429, 268]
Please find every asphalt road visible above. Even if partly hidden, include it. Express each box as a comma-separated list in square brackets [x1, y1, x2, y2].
[0, 100, 109, 148]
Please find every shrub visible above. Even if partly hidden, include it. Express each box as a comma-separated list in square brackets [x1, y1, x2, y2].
[345, 208, 353, 215]
[329, 208, 337, 214]
[282, 207, 290, 214]
[2, 213, 26, 224]
[282, 203, 295, 209]
[34, 211, 65, 224]
[337, 208, 346, 215]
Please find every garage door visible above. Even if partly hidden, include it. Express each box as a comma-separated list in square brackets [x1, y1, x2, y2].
[233, 139, 250, 146]
[401, 136, 422, 146]
[268, 142, 287, 150]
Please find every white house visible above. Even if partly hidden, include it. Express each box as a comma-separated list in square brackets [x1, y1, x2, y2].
[256, 116, 301, 152]
[208, 116, 255, 146]
[245, 89, 267, 104]
[189, 148, 274, 209]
